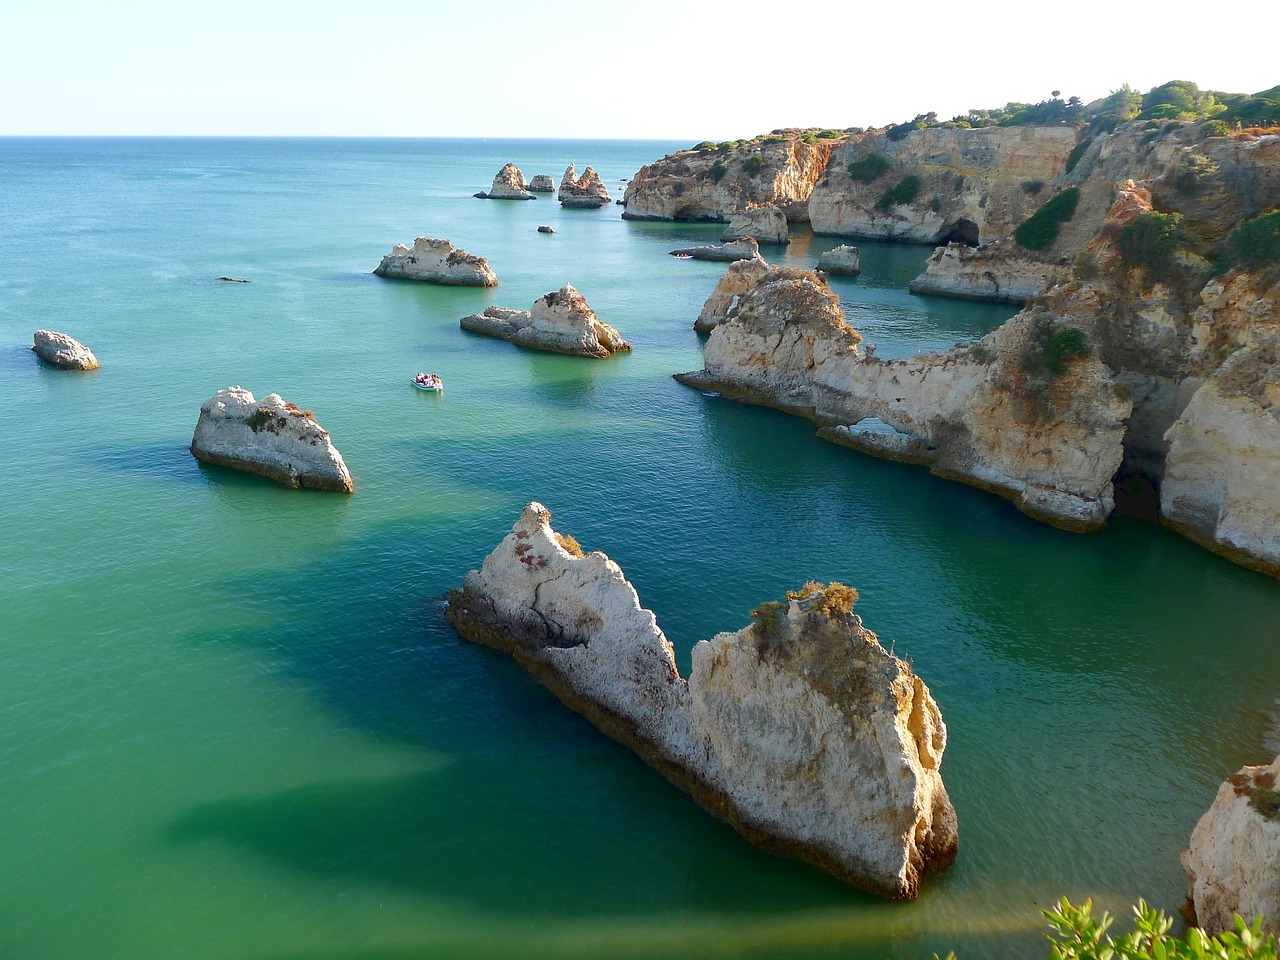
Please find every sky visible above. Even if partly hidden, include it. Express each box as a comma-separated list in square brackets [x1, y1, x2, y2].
[1, 0, 1275, 140]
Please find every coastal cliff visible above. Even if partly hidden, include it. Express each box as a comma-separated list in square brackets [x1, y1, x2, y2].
[623, 131, 845, 223]
[447, 502, 957, 899]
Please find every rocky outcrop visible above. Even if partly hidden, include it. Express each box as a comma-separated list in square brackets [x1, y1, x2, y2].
[476, 163, 533, 200]
[537, 225, 554, 234]
[447, 502, 957, 899]
[373, 237, 498, 286]
[1160, 327, 1280, 577]
[694, 256, 770, 333]
[527, 174, 556, 193]
[670, 238, 760, 262]
[816, 245, 862, 277]
[908, 241, 1056, 302]
[1183, 754, 1280, 936]
[721, 204, 788, 244]
[676, 267, 1130, 531]
[31, 330, 98, 370]
[460, 284, 630, 358]
[624, 132, 845, 223]
[557, 163, 610, 207]
[190, 387, 353, 492]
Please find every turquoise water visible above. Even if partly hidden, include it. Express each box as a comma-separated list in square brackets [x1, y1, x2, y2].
[2, 137, 1278, 960]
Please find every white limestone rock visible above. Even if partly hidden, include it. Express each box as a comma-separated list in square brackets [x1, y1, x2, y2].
[373, 237, 498, 286]
[908, 241, 1058, 303]
[190, 387, 354, 493]
[32, 330, 99, 370]
[477, 163, 533, 200]
[816, 245, 862, 277]
[460, 284, 630, 358]
[558, 163, 611, 207]
[1161, 328, 1280, 577]
[447, 503, 957, 899]
[527, 174, 556, 193]
[670, 237, 760, 262]
[694, 256, 770, 333]
[1183, 754, 1280, 936]
[721, 205, 788, 244]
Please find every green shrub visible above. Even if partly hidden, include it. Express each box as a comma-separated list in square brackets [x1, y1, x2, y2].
[1118, 211, 1184, 280]
[709, 161, 728, 183]
[1021, 321, 1091, 377]
[244, 408, 272, 432]
[877, 175, 920, 210]
[1202, 119, 1231, 138]
[847, 152, 889, 182]
[785, 581, 859, 617]
[1065, 136, 1093, 174]
[1219, 211, 1280, 273]
[750, 600, 784, 638]
[1022, 179, 1044, 194]
[693, 140, 716, 151]
[1014, 187, 1080, 250]
[744, 155, 766, 175]
[1073, 249, 1100, 279]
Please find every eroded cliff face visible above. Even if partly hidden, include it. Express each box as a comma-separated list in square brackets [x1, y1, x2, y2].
[678, 268, 1130, 530]
[623, 132, 844, 223]
[447, 503, 957, 899]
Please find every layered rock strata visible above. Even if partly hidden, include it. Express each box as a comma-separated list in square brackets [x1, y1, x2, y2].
[31, 330, 99, 370]
[670, 238, 760, 262]
[677, 267, 1130, 531]
[557, 163, 610, 207]
[721, 205, 788, 244]
[373, 237, 498, 286]
[624, 131, 844, 223]
[694, 256, 770, 333]
[816, 245, 862, 277]
[476, 163, 533, 200]
[190, 387, 353, 492]
[460, 284, 630, 358]
[1183, 754, 1280, 936]
[447, 502, 957, 899]
[527, 174, 556, 193]
[908, 241, 1056, 302]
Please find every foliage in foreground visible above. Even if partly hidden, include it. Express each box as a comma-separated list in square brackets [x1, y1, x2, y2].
[1015, 187, 1080, 250]
[938, 898, 1277, 960]
[1219, 211, 1280, 274]
[1118, 211, 1184, 281]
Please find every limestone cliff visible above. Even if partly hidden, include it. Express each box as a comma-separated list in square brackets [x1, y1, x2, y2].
[373, 237, 498, 286]
[694, 256, 771, 333]
[1183, 754, 1280, 937]
[32, 330, 99, 370]
[447, 502, 957, 899]
[190, 387, 353, 492]
[460, 284, 630, 358]
[623, 131, 845, 223]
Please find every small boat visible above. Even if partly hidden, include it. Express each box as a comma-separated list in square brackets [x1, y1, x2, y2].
[412, 372, 443, 393]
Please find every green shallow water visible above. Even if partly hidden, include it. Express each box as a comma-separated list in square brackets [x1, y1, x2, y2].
[2, 137, 1278, 960]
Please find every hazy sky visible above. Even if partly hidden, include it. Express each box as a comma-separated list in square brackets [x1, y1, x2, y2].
[2, 0, 1274, 139]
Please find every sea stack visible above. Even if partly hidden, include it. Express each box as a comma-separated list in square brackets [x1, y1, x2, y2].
[670, 238, 761, 262]
[528, 174, 556, 193]
[476, 162, 533, 200]
[722, 205, 789, 245]
[447, 502, 957, 899]
[459, 284, 630, 358]
[31, 330, 99, 370]
[190, 387, 354, 493]
[558, 163, 611, 207]
[816, 245, 862, 276]
[373, 237, 498, 286]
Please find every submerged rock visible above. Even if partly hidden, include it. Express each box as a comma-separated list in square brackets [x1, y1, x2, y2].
[190, 387, 353, 492]
[476, 162, 533, 200]
[373, 237, 498, 286]
[694, 255, 770, 333]
[670, 237, 760, 262]
[447, 502, 957, 899]
[816, 244, 861, 277]
[721, 205, 788, 244]
[32, 330, 99, 370]
[1183, 754, 1280, 936]
[459, 284, 630, 358]
[558, 163, 611, 207]
[527, 174, 556, 193]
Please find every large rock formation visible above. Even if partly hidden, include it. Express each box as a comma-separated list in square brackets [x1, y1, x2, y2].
[459, 284, 630, 358]
[558, 163, 610, 207]
[447, 502, 957, 899]
[623, 131, 845, 223]
[31, 330, 98, 370]
[670, 237, 760, 262]
[373, 237, 498, 286]
[527, 174, 556, 193]
[908, 241, 1056, 302]
[677, 266, 1130, 531]
[721, 204, 788, 244]
[816, 245, 862, 277]
[694, 256, 771, 333]
[190, 387, 353, 492]
[476, 163, 533, 200]
[1183, 754, 1280, 936]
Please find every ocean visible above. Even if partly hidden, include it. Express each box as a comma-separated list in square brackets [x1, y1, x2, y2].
[2, 136, 1277, 960]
